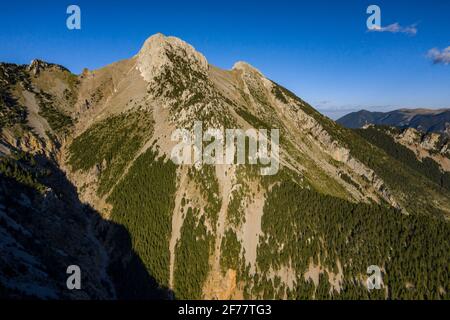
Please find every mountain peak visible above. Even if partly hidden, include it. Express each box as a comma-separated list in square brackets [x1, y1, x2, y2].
[232, 61, 263, 76]
[136, 33, 208, 82]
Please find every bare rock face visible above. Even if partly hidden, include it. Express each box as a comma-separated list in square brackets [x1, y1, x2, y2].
[399, 128, 421, 145]
[398, 127, 443, 153]
[136, 33, 233, 129]
[421, 132, 441, 151]
[136, 33, 208, 83]
[28, 59, 48, 76]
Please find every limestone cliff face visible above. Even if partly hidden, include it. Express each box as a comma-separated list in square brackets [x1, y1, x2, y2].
[227, 58, 399, 207]
[393, 127, 450, 172]
[136, 33, 209, 83]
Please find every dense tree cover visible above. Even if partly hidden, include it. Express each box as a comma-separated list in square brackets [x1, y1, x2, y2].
[0, 88, 27, 128]
[36, 91, 73, 134]
[188, 166, 221, 229]
[227, 185, 247, 227]
[254, 180, 449, 299]
[107, 149, 177, 288]
[220, 229, 241, 273]
[227, 165, 262, 227]
[356, 127, 450, 191]
[68, 110, 153, 195]
[174, 207, 212, 299]
[0, 64, 29, 128]
[0, 151, 45, 192]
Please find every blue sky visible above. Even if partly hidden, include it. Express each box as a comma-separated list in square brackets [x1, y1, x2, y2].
[0, 0, 449, 119]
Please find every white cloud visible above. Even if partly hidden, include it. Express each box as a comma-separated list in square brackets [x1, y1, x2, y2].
[427, 46, 450, 65]
[370, 22, 417, 36]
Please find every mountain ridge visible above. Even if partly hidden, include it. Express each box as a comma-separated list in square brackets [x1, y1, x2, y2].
[1, 34, 449, 300]
[337, 108, 450, 136]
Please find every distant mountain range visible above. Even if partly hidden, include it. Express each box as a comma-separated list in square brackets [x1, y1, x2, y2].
[337, 109, 450, 135]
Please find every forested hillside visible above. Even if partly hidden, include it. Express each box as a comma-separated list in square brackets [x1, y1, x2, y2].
[355, 126, 450, 192]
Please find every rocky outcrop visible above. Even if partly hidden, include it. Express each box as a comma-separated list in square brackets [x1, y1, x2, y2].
[136, 33, 208, 83]
[394, 127, 450, 171]
[28, 59, 70, 76]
